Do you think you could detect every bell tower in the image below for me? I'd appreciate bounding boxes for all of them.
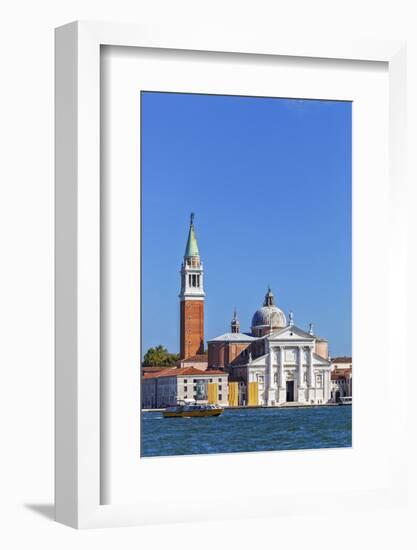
[179,213,205,359]
[231,308,240,333]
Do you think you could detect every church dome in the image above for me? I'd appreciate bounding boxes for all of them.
[251,287,286,330]
[251,306,286,329]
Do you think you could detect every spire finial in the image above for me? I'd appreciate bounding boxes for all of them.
[190,212,195,226]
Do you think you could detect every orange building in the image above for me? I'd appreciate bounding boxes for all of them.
[330,356,352,401]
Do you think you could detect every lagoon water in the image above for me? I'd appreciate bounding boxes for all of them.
[141,405,352,457]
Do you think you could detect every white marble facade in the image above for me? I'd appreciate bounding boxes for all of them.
[242,325,332,405]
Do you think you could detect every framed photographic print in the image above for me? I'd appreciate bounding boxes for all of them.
[55,22,408,528]
[139,92,352,458]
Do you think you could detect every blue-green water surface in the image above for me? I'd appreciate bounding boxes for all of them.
[141,405,352,457]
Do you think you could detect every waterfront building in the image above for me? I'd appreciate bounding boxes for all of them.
[208,288,332,406]
[330,357,352,401]
[208,289,333,406]
[331,356,352,370]
[142,367,228,408]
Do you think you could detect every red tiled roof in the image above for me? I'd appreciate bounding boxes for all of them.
[331,368,352,380]
[141,365,173,372]
[180,354,208,363]
[331,356,352,363]
[143,367,227,380]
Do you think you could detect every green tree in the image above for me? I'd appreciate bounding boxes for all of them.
[142,345,180,367]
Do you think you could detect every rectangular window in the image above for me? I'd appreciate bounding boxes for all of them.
[219,394,222,400]
[219,385,222,391]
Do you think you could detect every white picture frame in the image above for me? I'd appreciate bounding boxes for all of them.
[55,21,407,529]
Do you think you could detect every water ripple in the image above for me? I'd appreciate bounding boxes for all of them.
[141,405,352,457]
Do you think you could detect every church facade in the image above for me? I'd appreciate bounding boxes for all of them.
[208,292,333,406]
[179,214,334,407]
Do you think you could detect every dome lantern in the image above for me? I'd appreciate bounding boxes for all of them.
[251,286,286,336]
[263,285,275,307]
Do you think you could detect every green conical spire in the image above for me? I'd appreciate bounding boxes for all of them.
[184,212,200,258]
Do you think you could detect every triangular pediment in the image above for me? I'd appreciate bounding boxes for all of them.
[313,353,331,366]
[249,354,267,366]
[267,325,315,342]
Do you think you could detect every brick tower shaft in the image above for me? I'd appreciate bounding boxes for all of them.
[180,300,204,359]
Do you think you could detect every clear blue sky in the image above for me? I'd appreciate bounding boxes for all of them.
[141,92,351,358]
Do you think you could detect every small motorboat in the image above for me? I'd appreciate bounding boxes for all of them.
[163,401,223,418]
[338,396,352,405]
